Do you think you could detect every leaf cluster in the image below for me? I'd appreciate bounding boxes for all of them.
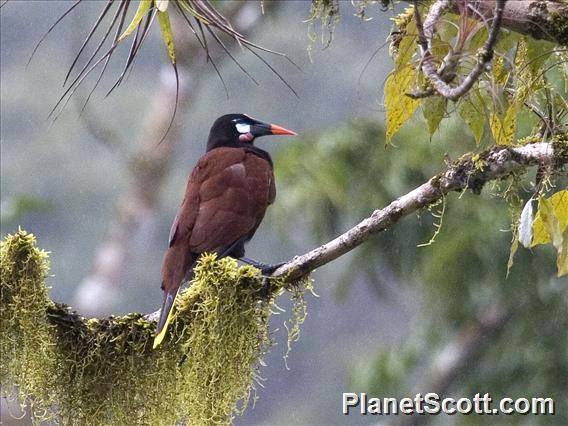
[385,6,568,145]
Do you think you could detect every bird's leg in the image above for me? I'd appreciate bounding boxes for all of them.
[238,256,285,275]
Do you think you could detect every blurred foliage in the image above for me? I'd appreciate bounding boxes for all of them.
[0,230,312,425]
[275,118,567,423]
[0,194,52,228]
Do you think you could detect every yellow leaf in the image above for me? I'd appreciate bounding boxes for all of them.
[558,232,568,277]
[117,0,152,43]
[157,11,176,64]
[512,37,548,107]
[532,191,568,277]
[492,56,508,86]
[385,66,420,143]
[507,234,519,277]
[490,105,517,145]
[395,18,417,70]
[532,190,568,247]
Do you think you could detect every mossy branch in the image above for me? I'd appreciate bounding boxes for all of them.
[1,139,565,424]
[1,232,311,425]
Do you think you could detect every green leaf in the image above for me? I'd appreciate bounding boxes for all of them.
[157,10,176,64]
[385,66,420,143]
[524,37,554,77]
[178,0,210,24]
[421,96,447,138]
[458,90,485,145]
[496,30,519,53]
[117,0,152,43]
[469,27,518,55]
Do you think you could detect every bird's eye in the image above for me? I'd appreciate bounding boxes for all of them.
[235,123,251,134]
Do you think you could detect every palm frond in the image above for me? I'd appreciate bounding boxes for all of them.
[31,0,298,118]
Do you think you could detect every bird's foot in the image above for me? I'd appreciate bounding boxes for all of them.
[238,257,285,299]
[238,257,284,276]
[260,262,285,275]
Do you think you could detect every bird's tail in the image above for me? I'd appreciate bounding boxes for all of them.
[153,287,180,349]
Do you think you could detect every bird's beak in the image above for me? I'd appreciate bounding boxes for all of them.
[269,123,297,136]
[250,120,297,137]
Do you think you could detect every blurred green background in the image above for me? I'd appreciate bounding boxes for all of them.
[1,1,566,425]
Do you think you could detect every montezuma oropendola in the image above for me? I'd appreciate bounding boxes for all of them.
[153,113,297,348]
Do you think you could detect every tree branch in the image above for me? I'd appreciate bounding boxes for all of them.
[413,0,506,101]
[271,142,563,283]
[455,0,568,45]
[403,0,568,45]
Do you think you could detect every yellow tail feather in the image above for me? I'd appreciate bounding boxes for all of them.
[153,288,179,349]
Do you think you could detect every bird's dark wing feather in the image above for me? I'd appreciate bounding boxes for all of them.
[189,149,274,253]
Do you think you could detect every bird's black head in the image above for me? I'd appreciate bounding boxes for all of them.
[206,113,296,152]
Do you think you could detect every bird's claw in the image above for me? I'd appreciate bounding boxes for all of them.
[238,257,284,276]
[260,262,285,276]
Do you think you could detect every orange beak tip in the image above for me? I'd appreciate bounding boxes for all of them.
[270,124,297,136]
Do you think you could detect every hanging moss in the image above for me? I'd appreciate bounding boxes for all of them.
[306,0,340,52]
[1,230,313,425]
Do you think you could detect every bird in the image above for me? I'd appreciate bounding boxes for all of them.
[153,113,297,348]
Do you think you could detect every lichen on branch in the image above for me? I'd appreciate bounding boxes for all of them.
[0,230,312,425]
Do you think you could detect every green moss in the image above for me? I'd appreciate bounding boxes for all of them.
[389,6,415,57]
[517,134,542,145]
[471,153,488,172]
[306,0,340,52]
[551,131,568,165]
[1,230,312,425]
[0,229,56,420]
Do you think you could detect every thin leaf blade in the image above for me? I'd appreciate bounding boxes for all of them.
[157,10,176,64]
[117,0,152,43]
